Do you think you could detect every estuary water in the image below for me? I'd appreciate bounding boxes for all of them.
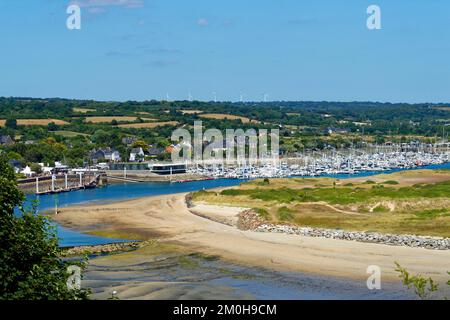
[23,162,450,247]
[17,163,450,299]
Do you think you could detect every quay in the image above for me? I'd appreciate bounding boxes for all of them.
[18,172,106,195]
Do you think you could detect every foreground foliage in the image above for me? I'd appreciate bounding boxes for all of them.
[395,262,449,300]
[0,155,89,300]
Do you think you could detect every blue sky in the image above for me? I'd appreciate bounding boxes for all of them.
[0,0,449,103]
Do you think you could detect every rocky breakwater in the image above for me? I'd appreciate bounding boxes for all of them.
[61,241,143,257]
[257,224,450,250]
[238,210,450,250]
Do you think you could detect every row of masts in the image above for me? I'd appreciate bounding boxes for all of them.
[186,149,450,179]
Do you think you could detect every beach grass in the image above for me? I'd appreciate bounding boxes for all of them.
[192,170,450,237]
[219,180,450,205]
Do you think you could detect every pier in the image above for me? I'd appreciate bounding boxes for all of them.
[19,172,106,195]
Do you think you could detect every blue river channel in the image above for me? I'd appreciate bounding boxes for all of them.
[21,162,450,247]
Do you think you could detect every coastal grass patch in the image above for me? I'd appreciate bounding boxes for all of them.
[372,205,390,213]
[255,178,270,186]
[279,206,450,237]
[219,180,450,205]
[344,183,354,186]
[277,207,295,221]
[243,177,337,191]
[253,207,270,220]
[410,208,450,220]
[370,169,450,186]
[191,190,218,201]
[198,171,450,237]
[382,180,399,185]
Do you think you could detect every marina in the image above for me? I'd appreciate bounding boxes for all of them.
[187,150,450,179]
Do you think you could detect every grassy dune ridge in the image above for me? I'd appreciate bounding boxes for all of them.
[219,180,450,204]
[192,170,450,237]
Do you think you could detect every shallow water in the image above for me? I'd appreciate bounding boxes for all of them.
[85,251,417,300]
[21,163,448,299]
[24,178,243,247]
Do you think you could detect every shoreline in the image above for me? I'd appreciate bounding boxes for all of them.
[52,191,450,284]
[230,209,450,250]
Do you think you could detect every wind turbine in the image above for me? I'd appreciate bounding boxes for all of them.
[188,92,193,102]
[165,93,170,101]
[444,123,450,142]
[212,91,217,103]
[263,93,269,102]
[239,93,245,103]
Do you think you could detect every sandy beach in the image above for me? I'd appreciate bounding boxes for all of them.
[53,191,450,285]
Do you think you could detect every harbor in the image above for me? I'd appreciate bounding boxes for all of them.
[17,149,450,195]
[187,150,450,179]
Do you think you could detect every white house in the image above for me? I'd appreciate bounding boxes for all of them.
[89,148,121,163]
[20,166,35,177]
[129,147,145,162]
[104,150,121,162]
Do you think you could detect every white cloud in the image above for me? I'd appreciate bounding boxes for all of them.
[197,18,209,27]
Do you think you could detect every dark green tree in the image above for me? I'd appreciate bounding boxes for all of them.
[47,122,59,131]
[5,118,17,130]
[0,155,89,300]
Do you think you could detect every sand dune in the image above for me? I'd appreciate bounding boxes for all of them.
[54,193,450,283]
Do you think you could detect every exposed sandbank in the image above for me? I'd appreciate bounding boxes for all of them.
[53,192,450,284]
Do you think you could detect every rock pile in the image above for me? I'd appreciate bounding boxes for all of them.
[185,193,194,208]
[61,241,142,256]
[255,224,450,250]
[237,210,266,230]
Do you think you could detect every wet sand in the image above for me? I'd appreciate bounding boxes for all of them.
[82,244,414,300]
[54,192,450,286]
